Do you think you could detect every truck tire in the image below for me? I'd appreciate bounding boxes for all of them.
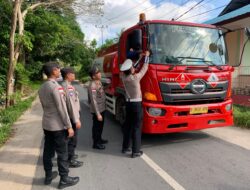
[115,96,126,126]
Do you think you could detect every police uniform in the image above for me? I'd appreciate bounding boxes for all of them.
[61,80,80,161]
[121,56,149,157]
[38,78,72,179]
[88,79,106,148]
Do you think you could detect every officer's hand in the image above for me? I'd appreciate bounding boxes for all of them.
[97,114,103,122]
[68,128,74,138]
[145,50,150,57]
[76,121,81,129]
[139,53,144,59]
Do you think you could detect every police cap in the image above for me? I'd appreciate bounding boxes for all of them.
[120,59,133,71]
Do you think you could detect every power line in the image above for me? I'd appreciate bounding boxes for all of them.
[157,0,190,19]
[179,4,227,21]
[174,0,206,21]
[103,0,169,25]
[107,0,148,21]
[156,0,217,20]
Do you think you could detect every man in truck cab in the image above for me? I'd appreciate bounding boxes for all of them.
[126,43,142,60]
[120,50,150,158]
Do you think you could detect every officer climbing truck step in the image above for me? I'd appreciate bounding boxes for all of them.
[93,13,234,134]
[120,51,150,158]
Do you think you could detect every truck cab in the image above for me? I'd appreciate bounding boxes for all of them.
[96,14,234,134]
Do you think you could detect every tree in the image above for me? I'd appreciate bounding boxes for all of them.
[6,0,104,107]
[6,0,21,106]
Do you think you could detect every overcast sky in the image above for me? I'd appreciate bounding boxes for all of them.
[76,0,232,46]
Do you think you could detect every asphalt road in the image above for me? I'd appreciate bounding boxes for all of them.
[32,84,250,190]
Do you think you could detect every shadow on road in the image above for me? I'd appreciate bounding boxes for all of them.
[76,102,211,158]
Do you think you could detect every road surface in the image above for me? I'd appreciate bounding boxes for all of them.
[31,84,250,190]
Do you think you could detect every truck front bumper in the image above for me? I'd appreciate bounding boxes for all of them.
[142,99,233,134]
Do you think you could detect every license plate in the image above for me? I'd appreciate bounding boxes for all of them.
[190,107,208,114]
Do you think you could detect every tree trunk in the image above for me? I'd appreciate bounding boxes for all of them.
[17,3,25,95]
[6,0,21,108]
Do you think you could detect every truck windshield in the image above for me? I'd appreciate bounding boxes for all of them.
[149,24,227,66]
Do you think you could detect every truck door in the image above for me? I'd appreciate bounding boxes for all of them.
[119,28,143,66]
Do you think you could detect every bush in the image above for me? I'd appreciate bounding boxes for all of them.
[0,124,11,145]
[0,74,6,105]
[80,76,90,83]
[233,105,250,128]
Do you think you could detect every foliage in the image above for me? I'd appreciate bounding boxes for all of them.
[0,0,98,97]
[0,75,6,105]
[78,39,97,77]
[15,63,30,86]
[0,96,35,146]
[80,76,91,83]
[0,0,12,80]
[233,105,250,128]
[96,38,116,53]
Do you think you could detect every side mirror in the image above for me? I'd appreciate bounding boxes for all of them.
[209,43,218,53]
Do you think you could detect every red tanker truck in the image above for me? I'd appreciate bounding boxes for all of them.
[93,14,234,134]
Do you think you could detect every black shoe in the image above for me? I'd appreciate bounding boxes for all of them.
[72,154,78,160]
[44,171,58,185]
[69,159,83,168]
[122,148,132,154]
[58,176,79,189]
[93,144,105,150]
[100,139,108,144]
[131,151,143,158]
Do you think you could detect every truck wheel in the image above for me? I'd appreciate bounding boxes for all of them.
[116,97,126,126]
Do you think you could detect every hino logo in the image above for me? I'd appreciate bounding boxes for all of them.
[162,78,175,82]
[191,79,207,94]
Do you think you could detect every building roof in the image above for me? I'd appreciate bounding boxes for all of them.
[204,4,250,30]
[219,0,250,16]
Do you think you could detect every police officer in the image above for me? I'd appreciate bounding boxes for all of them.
[61,67,83,168]
[120,51,150,158]
[88,65,108,150]
[38,62,79,189]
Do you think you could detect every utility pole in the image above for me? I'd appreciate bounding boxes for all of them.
[95,24,108,46]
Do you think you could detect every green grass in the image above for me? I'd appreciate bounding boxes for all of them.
[233,104,250,128]
[0,96,35,146]
[29,81,42,90]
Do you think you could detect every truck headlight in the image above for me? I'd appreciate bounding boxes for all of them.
[225,103,232,111]
[147,108,166,116]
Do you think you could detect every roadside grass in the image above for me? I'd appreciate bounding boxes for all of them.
[234,104,250,128]
[0,81,42,146]
[0,95,36,146]
[22,81,42,97]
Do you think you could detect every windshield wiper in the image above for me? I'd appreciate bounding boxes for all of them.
[168,56,204,71]
[166,56,183,71]
[186,59,223,70]
[178,56,223,70]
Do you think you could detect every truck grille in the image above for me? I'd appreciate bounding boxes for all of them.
[159,81,228,105]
